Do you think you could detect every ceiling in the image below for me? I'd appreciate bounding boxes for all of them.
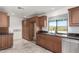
[0,6,67,18]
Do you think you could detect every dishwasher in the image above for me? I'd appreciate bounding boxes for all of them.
[62,33,79,53]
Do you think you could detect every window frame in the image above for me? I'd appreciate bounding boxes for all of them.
[48,20,56,33]
[48,17,68,35]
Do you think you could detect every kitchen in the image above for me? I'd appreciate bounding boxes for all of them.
[22,6,79,53]
[0,6,79,53]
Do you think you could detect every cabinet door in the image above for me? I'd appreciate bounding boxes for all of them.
[41,16,47,27]
[39,16,47,28]
[53,37,62,53]
[36,35,46,46]
[1,35,10,49]
[22,20,29,39]
[35,16,47,30]
[36,34,62,53]
[39,17,43,27]
[2,14,8,27]
[0,35,13,49]
[25,22,30,40]
[69,7,79,26]
[36,17,40,27]
[0,36,2,49]
[43,35,55,50]
[0,13,3,27]
[29,23,34,40]
[0,12,8,27]
[7,16,9,27]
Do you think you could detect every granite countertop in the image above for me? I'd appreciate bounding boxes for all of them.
[0,33,13,35]
[40,32,68,38]
[37,31,79,40]
[62,37,79,43]
[39,32,79,39]
[39,32,79,44]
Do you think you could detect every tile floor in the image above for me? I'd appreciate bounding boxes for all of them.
[0,39,51,53]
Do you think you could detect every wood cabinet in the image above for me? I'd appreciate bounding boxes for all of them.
[36,16,47,29]
[0,12,13,50]
[39,16,47,27]
[22,16,47,41]
[22,19,34,41]
[28,21,34,40]
[36,33,62,53]
[0,12,9,27]
[29,16,37,23]
[69,7,79,26]
[0,34,13,50]
[0,27,9,33]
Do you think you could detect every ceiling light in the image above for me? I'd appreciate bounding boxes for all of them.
[17,7,24,9]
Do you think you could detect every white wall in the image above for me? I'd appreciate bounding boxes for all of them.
[9,16,22,39]
[45,6,79,33]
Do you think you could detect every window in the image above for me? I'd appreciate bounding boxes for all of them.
[57,20,67,34]
[48,14,68,34]
[48,20,56,33]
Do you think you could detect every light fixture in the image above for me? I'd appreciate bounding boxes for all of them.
[17,7,24,10]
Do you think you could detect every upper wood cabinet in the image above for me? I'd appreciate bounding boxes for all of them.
[36,16,47,28]
[68,7,79,26]
[0,12,9,27]
[39,16,47,27]
[29,16,38,23]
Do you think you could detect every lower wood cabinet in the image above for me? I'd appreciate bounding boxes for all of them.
[0,34,13,50]
[36,33,62,53]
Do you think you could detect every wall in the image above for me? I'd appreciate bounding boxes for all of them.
[45,6,79,33]
[9,16,22,39]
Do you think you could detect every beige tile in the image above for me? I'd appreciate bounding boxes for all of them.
[0,39,51,53]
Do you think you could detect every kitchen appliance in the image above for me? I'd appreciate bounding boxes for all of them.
[68,33,79,40]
